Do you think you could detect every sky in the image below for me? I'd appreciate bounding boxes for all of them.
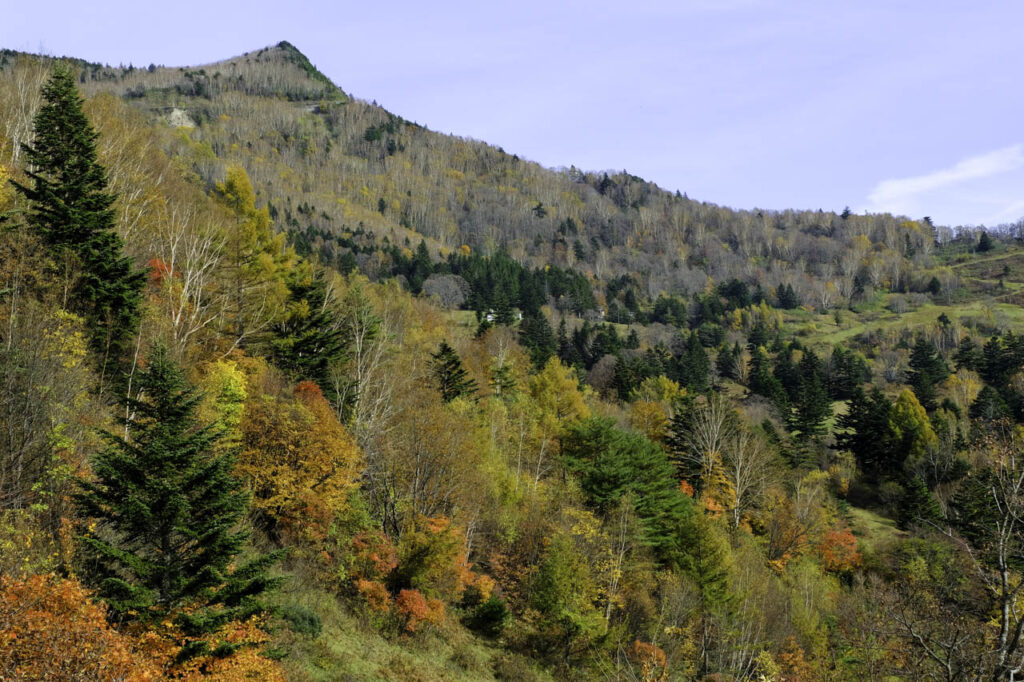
[4,0,1023,228]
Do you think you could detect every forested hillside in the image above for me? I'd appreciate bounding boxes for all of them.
[3,45,1024,681]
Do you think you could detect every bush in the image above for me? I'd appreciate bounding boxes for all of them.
[279,604,322,638]
[465,595,510,637]
[0,574,158,680]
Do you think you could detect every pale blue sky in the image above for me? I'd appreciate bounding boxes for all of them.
[5,0,1022,227]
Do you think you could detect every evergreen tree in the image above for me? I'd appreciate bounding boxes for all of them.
[489,360,517,400]
[748,347,788,408]
[715,342,739,380]
[776,283,800,309]
[561,418,692,562]
[977,230,994,253]
[970,385,1010,424]
[896,476,943,530]
[836,386,895,480]
[519,312,556,369]
[908,337,949,411]
[12,64,144,375]
[492,289,515,326]
[673,331,710,392]
[76,344,280,655]
[430,340,477,402]
[269,265,346,396]
[787,350,832,438]
[954,336,983,372]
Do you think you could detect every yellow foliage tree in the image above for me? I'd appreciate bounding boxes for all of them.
[214,164,296,349]
[239,361,362,546]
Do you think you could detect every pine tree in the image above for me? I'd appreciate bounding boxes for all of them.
[836,386,895,480]
[269,264,346,396]
[430,340,477,402]
[12,64,144,375]
[787,350,832,438]
[76,343,280,656]
[561,417,691,562]
[908,337,949,411]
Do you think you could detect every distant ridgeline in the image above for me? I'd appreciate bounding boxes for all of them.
[0,42,1000,322]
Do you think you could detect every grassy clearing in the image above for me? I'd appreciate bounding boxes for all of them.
[272,584,511,682]
[845,506,906,555]
[784,298,1024,351]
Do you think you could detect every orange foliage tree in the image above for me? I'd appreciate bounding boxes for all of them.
[0,574,158,681]
[628,640,669,682]
[816,526,862,574]
[394,588,445,632]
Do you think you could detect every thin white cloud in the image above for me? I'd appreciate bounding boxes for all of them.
[986,199,1024,226]
[866,144,1024,218]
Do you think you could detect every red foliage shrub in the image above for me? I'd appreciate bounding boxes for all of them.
[394,588,445,632]
[816,526,861,573]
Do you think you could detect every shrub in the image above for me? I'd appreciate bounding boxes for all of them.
[279,604,322,638]
[465,595,510,637]
[0,574,158,681]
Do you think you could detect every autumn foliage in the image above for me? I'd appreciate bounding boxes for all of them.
[816,527,862,574]
[394,588,445,632]
[0,574,158,681]
[628,640,669,682]
[239,363,362,545]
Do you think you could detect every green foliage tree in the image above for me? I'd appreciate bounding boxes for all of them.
[676,513,732,677]
[214,165,294,349]
[12,64,144,377]
[561,417,692,561]
[529,532,603,663]
[836,386,896,480]
[519,312,557,369]
[977,230,994,253]
[429,340,477,403]
[890,388,938,474]
[787,350,832,439]
[76,343,280,656]
[896,476,943,530]
[269,264,346,396]
[908,337,949,412]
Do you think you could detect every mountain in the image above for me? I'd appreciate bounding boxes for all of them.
[3,43,1024,681]
[8,42,962,310]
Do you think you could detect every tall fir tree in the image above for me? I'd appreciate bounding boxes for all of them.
[519,312,557,369]
[76,343,280,657]
[787,350,833,438]
[12,64,144,379]
[430,340,477,402]
[836,386,896,480]
[269,263,346,397]
[908,337,949,411]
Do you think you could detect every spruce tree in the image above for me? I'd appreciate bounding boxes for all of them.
[12,64,144,375]
[269,265,346,396]
[430,340,477,402]
[76,343,280,655]
[787,350,833,438]
[896,476,943,530]
[908,337,949,411]
[519,312,556,369]
[836,386,895,479]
